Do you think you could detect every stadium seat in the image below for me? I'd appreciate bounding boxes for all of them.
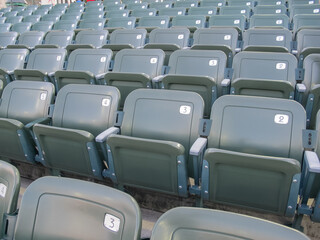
[84,6,104,14]
[33,8,49,17]
[0,32,18,49]
[55,48,112,91]
[150,207,310,240]
[137,16,170,32]
[209,15,247,31]
[157,49,227,116]
[66,7,85,14]
[294,29,320,60]
[33,84,120,178]
[0,23,11,33]
[38,30,74,48]
[7,31,45,49]
[104,3,126,11]
[77,18,105,31]
[219,6,251,18]
[3,11,18,18]
[228,0,255,7]
[0,81,55,163]
[292,14,320,34]
[195,95,305,217]
[242,28,292,52]
[40,13,61,23]
[104,48,165,108]
[12,176,141,240]
[290,4,320,20]
[0,17,6,24]
[230,51,298,100]
[131,8,157,18]
[105,17,136,32]
[5,16,23,24]
[38,4,52,11]
[171,15,206,32]
[105,10,130,18]
[31,21,54,32]
[22,15,41,24]
[249,14,290,29]
[104,28,147,51]
[60,12,82,21]
[254,5,288,15]
[81,12,105,20]
[126,2,149,10]
[53,19,78,31]
[149,1,173,9]
[17,10,33,17]
[105,89,204,196]
[200,0,226,7]
[14,48,67,83]
[10,22,32,34]
[25,5,38,12]
[0,160,20,239]
[174,0,199,8]
[188,6,218,17]
[257,0,286,5]
[144,28,190,65]
[158,7,187,17]
[86,1,102,7]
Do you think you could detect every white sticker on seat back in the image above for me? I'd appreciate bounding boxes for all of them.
[40,92,47,101]
[102,98,110,106]
[178,34,184,39]
[196,20,201,24]
[104,214,120,232]
[150,58,158,64]
[100,57,106,63]
[136,34,142,39]
[128,21,132,25]
[0,183,7,198]
[276,19,283,24]
[314,9,319,13]
[241,10,246,14]
[224,35,231,40]
[274,114,289,124]
[180,105,191,114]
[57,56,61,61]
[276,36,284,41]
[100,35,104,40]
[209,59,217,66]
[276,9,281,13]
[234,19,240,24]
[309,0,314,4]
[276,63,286,69]
[276,1,281,4]
[161,20,166,24]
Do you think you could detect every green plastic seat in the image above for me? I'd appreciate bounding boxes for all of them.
[105,10,130,18]
[105,17,136,32]
[126,2,149,10]
[33,9,50,17]
[66,7,85,14]
[200,95,305,216]
[53,19,78,31]
[159,49,227,117]
[84,6,104,14]
[33,84,120,178]
[290,4,320,20]
[81,12,105,20]
[257,0,285,5]
[249,14,290,29]
[10,22,32,34]
[0,48,29,88]
[131,8,157,18]
[295,29,320,58]
[150,207,310,240]
[55,48,112,91]
[13,176,141,240]
[60,12,82,21]
[40,13,61,23]
[231,51,297,99]
[209,15,247,31]
[0,18,6,24]
[144,28,190,65]
[8,31,45,49]
[104,3,126,11]
[106,89,204,196]
[188,6,218,17]
[289,0,317,5]
[192,27,239,54]
[228,0,255,7]
[5,16,23,24]
[104,48,165,108]
[39,30,74,48]
[149,1,173,9]
[0,81,55,163]
[200,0,226,7]
[293,14,320,35]
[52,3,68,11]
[31,21,54,32]
[0,23,12,33]
[22,15,41,24]
[219,6,251,18]
[4,11,18,18]
[158,7,187,17]
[86,1,102,7]
[242,28,292,52]
[254,5,288,15]
[25,5,38,11]
[78,18,106,30]
[0,160,20,239]
[0,32,19,49]
[14,48,67,83]
[137,16,170,32]
[174,0,199,8]
[171,15,206,32]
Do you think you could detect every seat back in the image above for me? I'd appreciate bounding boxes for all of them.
[106,17,136,29]
[219,6,251,18]
[78,18,106,30]
[0,18,6,24]
[16,31,45,48]
[171,15,206,29]
[33,9,49,17]
[53,19,78,31]
[138,16,170,29]
[131,8,157,17]
[82,12,105,20]
[14,176,141,240]
[293,14,320,34]
[200,0,226,7]
[31,21,54,32]
[126,2,149,10]
[44,30,74,47]
[228,0,254,7]
[25,48,66,73]
[0,48,28,74]
[209,15,247,31]
[158,7,187,17]
[290,4,320,19]
[40,13,61,23]
[150,207,310,240]
[113,48,164,78]
[0,32,18,48]
[148,28,190,48]
[174,0,199,8]
[22,15,41,24]
[149,2,173,8]
[10,22,32,34]
[254,5,287,15]
[296,28,320,56]
[188,6,218,16]
[5,16,23,24]
[249,14,290,28]
[66,48,112,75]
[105,10,130,18]
[75,29,108,47]
[242,28,292,51]
[109,28,147,48]
[0,160,20,238]
[60,13,82,21]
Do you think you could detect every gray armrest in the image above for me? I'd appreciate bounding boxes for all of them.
[296,83,306,93]
[190,137,207,156]
[48,72,55,78]
[24,117,51,130]
[152,75,164,83]
[235,47,241,53]
[221,78,231,87]
[96,127,120,143]
[292,49,298,55]
[95,73,106,80]
[305,151,320,173]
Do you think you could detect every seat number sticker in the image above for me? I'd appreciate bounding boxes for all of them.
[313,9,319,13]
[104,214,120,232]
[101,57,106,63]
[149,12,154,15]
[136,35,142,39]
[276,63,286,70]
[165,4,170,7]
[224,35,231,40]
[309,0,314,3]
[276,9,281,13]
[208,10,213,14]
[178,34,184,39]
[218,2,222,6]
[196,20,201,24]
[67,36,71,40]
[241,10,246,13]
[191,3,195,6]
[0,184,7,198]
[100,35,104,40]
[274,114,289,124]
[276,20,283,24]
[57,56,61,61]
[102,98,110,107]
[209,60,218,66]
[150,58,158,64]
[276,36,284,41]
[40,92,47,101]
[161,20,166,24]
[276,1,281,4]
[180,105,191,115]
[246,2,251,5]
[178,11,183,15]
[128,21,132,25]
[234,19,240,24]
[123,13,126,16]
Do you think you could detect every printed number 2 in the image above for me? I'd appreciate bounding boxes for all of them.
[274,114,289,124]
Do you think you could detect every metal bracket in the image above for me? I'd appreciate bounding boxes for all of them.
[303,129,317,150]
[285,173,300,217]
[177,155,188,197]
[198,119,212,137]
[201,159,210,201]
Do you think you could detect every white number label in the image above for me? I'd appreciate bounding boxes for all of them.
[0,184,7,198]
[276,1,281,4]
[234,19,240,24]
[150,58,157,64]
[191,3,195,6]
[178,11,182,15]
[276,20,283,24]
[128,21,132,25]
[136,35,142,39]
[40,92,47,101]
[123,13,126,16]
[56,56,61,61]
[218,2,222,6]
[209,59,217,66]
[67,36,71,40]
[165,4,170,7]
[246,2,251,5]
[309,0,314,4]
[104,214,120,232]
[276,63,286,70]
[276,9,281,13]
[208,10,213,14]
[149,12,153,15]
[142,5,146,8]
[100,35,104,40]
[180,105,191,115]
[102,98,110,107]
[178,34,184,39]
[274,114,289,124]
[241,10,246,14]
[313,9,319,13]
[160,20,166,24]
[100,57,106,63]
[196,20,201,24]
[224,35,231,40]
[276,36,284,41]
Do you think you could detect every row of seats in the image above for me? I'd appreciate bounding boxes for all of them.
[0,12,318,32]
[0,163,310,239]
[0,80,319,228]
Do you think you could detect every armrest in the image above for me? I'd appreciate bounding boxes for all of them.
[190,137,207,156]
[296,83,306,93]
[24,117,51,131]
[95,73,106,80]
[95,127,120,143]
[304,151,320,174]
[221,78,230,87]
[292,49,298,55]
[152,75,164,83]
